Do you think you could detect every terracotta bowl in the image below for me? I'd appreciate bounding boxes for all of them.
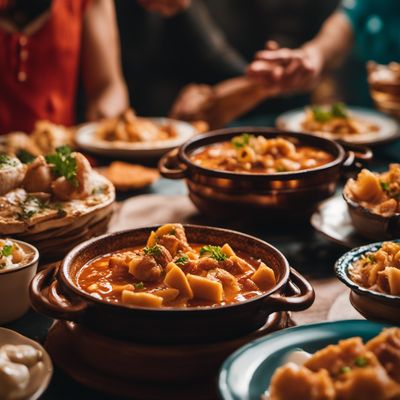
[343,184,400,240]
[30,225,314,344]
[335,241,400,324]
[159,127,372,219]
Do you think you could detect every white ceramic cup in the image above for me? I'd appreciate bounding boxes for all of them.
[0,240,39,325]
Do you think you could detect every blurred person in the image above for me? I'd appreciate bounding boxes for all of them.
[247,0,400,100]
[0,0,128,134]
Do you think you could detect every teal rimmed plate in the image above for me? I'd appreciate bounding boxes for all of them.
[219,320,390,400]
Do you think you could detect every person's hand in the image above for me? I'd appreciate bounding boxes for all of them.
[247,41,324,93]
[138,0,191,17]
[169,83,216,122]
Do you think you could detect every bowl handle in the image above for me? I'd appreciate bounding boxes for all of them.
[340,142,373,170]
[159,148,188,179]
[265,268,315,312]
[30,263,87,321]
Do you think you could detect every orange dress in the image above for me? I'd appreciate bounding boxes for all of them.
[0,0,90,134]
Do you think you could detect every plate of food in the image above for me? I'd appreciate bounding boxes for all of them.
[0,147,115,261]
[75,109,198,158]
[0,327,53,400]
[276,103,400,145]
[219,320,397,400]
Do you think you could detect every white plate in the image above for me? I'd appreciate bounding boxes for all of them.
[75,118,197,159]
[276,107,400,145]
[0,328,53,400]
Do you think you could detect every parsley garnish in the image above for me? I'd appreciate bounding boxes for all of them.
[17,196,48,221]
[354,356,368,367]
[134,282,144,290]
[45,146,78,187]
[339,366,351,374]
[143,245,162,257]
[311,102,348,122]
[0,154,18,168]
[380,181,390,193]
[231,133,252,149]
[16,150,35,164]
[1,245,13,257]
[175,254,189,266]
[200,245,228,261]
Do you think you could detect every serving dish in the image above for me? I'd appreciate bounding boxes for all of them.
[0,239,39,324]
[276,106,400,145]
[30,224,314,344]
[343,166,400,241]
[159,127,372,219]
[335,241,400,324]
[75,117,197,159]
[310,196,367,248]
[219,320,390,400]
[0,328,52,400]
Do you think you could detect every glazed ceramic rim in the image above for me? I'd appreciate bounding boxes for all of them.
[60,224,291,313]
[335,239,400,302]
[179,127,345,181]
[218,319,391,400]
[0,239,39,276]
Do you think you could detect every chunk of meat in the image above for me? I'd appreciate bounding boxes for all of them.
[128,255,162,282]
[148,224,191,257]
[52,152,92,201]
[207,268,240,297]
[22,156,53,193]
[269,363,335,400]
[150,245,172,267]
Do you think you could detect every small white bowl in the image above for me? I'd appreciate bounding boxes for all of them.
[0,240,39,325]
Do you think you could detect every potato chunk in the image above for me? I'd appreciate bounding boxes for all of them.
[164,263,193,299]
[121,290,163,308]
[221,243,236,257]
[251,262,276,291]
[153,288,179,303]
[187,274,224,302]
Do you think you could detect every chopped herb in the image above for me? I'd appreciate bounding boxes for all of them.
[17,196,48,221]
[331,102,348,118]
[354,356,368,367]
[0,154,18,168]
[17,209,36,221]
[55,203,67,218]
[175,254,189,266]
[200,245,228,261]
[339,366,351,374]
[143,245,162,257]
[1,245,13,257]
[368,254,376,263]
[169,228,177,236]
[380,181,390,193]
[231,133,252,148]
[134,282,144,290]
[91,186,105,195]
[45,146,78,187]
[311,106,332,123]
[16,150,35,164]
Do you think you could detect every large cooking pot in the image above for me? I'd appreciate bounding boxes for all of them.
[159,128,372,219]
[30,225,314,344]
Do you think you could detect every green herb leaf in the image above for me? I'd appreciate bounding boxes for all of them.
[339,366,351,374]
[380,181,390,193]
[311,106,332,122]
[1,245,13,257]
[354,356,368,367]
[143,245,162,257]
[16,150,35,164]
[200,245,228,261]
[367,254,376,263]
[0,154,18,168]
[231,133,252,149]
[45,146,78,187]
[331,102,348,119]
[175,254,189,266]
[134,282,144,290]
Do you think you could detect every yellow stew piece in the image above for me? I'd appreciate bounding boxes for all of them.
[190,134,334,174]
[76,224,277,308]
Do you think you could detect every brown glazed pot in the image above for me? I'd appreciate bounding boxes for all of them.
[335,240,400,325]
[343,185,400,240]
[30,225,314,344]
[158,128,372,219]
